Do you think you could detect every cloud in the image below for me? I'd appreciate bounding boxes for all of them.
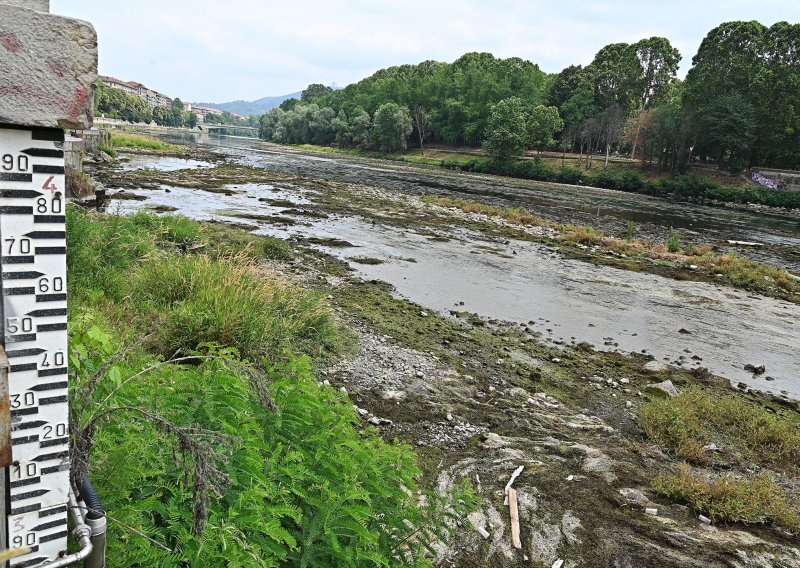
[52,0,796,103]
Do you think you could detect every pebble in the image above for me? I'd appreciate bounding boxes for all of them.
[357,407,369,416]
[552,358,561,363]
[446,414,454,422]
[625,401,633,408]
[322,379,331,386]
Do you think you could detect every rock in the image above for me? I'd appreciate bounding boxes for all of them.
[446,413,454,422]
[744,363,766,375]
[357,407,369,416]
[643,360,667,372]
[618,488,649,508]
[646,379,679,398]
[322,379,331,386]
[552,560,564,568]
[339,386,347,394]
[415,370,425,378]
[479,432,506,449]
[698,514,712,525]
[551,358,561,363]
[619,378,630,384]
[368,417,382,425]
[645,507,658,516]
[678,328,692,334]
[419,311,428,317]
[381,389,406,401]
[625,400,633,408]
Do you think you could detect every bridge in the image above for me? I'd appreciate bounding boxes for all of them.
[201,124,259,136]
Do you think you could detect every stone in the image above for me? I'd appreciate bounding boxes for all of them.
[643,360,667,372]
[0,3,97,129]
[357,407,369,416]
[646,379,679,398]
[744,363,766,375]
[368,417,381,425]
[618,487,649,508]
[645,507,658,516]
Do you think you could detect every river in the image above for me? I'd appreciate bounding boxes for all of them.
[105,134,800,399]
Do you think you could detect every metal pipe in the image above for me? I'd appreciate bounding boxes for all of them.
[39,490,93,568]
[76,476,106,568]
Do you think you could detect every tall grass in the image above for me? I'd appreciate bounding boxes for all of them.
[130,255,337,362]
[110,131,180,151]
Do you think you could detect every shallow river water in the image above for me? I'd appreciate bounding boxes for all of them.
[110,136,800,399]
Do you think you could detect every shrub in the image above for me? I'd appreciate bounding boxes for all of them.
[618,170,644,192]
[70,322,473,567]
[626,220,635,242]
[557,166,582,184]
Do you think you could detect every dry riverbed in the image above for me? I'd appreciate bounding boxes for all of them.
[84,143,800,567]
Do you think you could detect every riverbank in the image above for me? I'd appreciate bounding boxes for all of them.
[80,137,800,566]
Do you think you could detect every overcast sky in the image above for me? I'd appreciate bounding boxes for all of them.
[53,0,795,104]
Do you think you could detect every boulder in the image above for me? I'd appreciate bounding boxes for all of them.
[646,379,679,398]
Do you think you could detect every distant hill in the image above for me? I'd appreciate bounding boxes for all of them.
[194,91,302,116]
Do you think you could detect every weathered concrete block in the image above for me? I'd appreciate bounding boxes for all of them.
[0,3,97,129]
[0,1,50,12]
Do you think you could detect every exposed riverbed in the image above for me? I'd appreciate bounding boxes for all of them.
[96,137,800,400]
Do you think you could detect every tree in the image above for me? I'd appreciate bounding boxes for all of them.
[701,92,757,172]
[528,105,563,153]
[483,97,530,161]
[186,112,198,128]
[587,43,641,112]
[413,105,430,156]
[279,98,299,111]
[371,103,412,153]
[599,104,625,167]
[331,110,350,148]
[301,84,333,101]
[348,107,371,149]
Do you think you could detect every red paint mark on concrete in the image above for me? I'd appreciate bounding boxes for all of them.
[48,59,67,78]
[0,32,22,53]
[66,86,90,122]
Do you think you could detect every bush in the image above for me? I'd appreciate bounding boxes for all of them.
[557,166,582,184]
[590,169,620,190]
[618,170,644,192]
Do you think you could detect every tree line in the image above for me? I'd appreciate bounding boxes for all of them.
[95,83,199,128]
[260,21,799,173]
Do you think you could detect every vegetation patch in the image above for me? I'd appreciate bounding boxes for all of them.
[351,256,384,265]
[110,131,180,151]
[639,386,800,470]
[67,207,473,565]
[655,464,799,533]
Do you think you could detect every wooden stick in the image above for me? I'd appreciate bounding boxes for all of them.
[508,487,521,549]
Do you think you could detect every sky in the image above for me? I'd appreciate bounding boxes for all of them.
[53,0,796,104]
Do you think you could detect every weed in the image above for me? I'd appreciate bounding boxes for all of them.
[626,220,634,242]
[639,386,800,471]
[110,131,180,151]
[667,229,681,253]
[655,463,799,533]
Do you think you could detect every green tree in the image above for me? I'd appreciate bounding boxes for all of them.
[186,112,198,128]
[348,107,371,149]
[528,105,563,153]
[371,103,412,153]
[484,96,530,161]
[331,109,350,148]
[587,43,641,112]
[702,92,757,172]
[301,83,333,101]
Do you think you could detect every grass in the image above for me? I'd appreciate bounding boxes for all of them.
[420,194,800,300]
[130,254,336,363]
[66,206,331,363]
[110,131,180,151]
[655,463,800,533]
[639,386,800,471]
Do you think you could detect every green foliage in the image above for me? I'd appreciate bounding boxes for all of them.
[666,229,681,253]
[371,103,413,153]
[129,254,336,362]
[639,386,800,471]
[484,97,530,161]
[528,105,563,151]
[95,82,153,124]
[626,220,635,241]
[110,131,179,151]
[68,211,475,566]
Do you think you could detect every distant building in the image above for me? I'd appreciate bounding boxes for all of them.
[99,75,173,109]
